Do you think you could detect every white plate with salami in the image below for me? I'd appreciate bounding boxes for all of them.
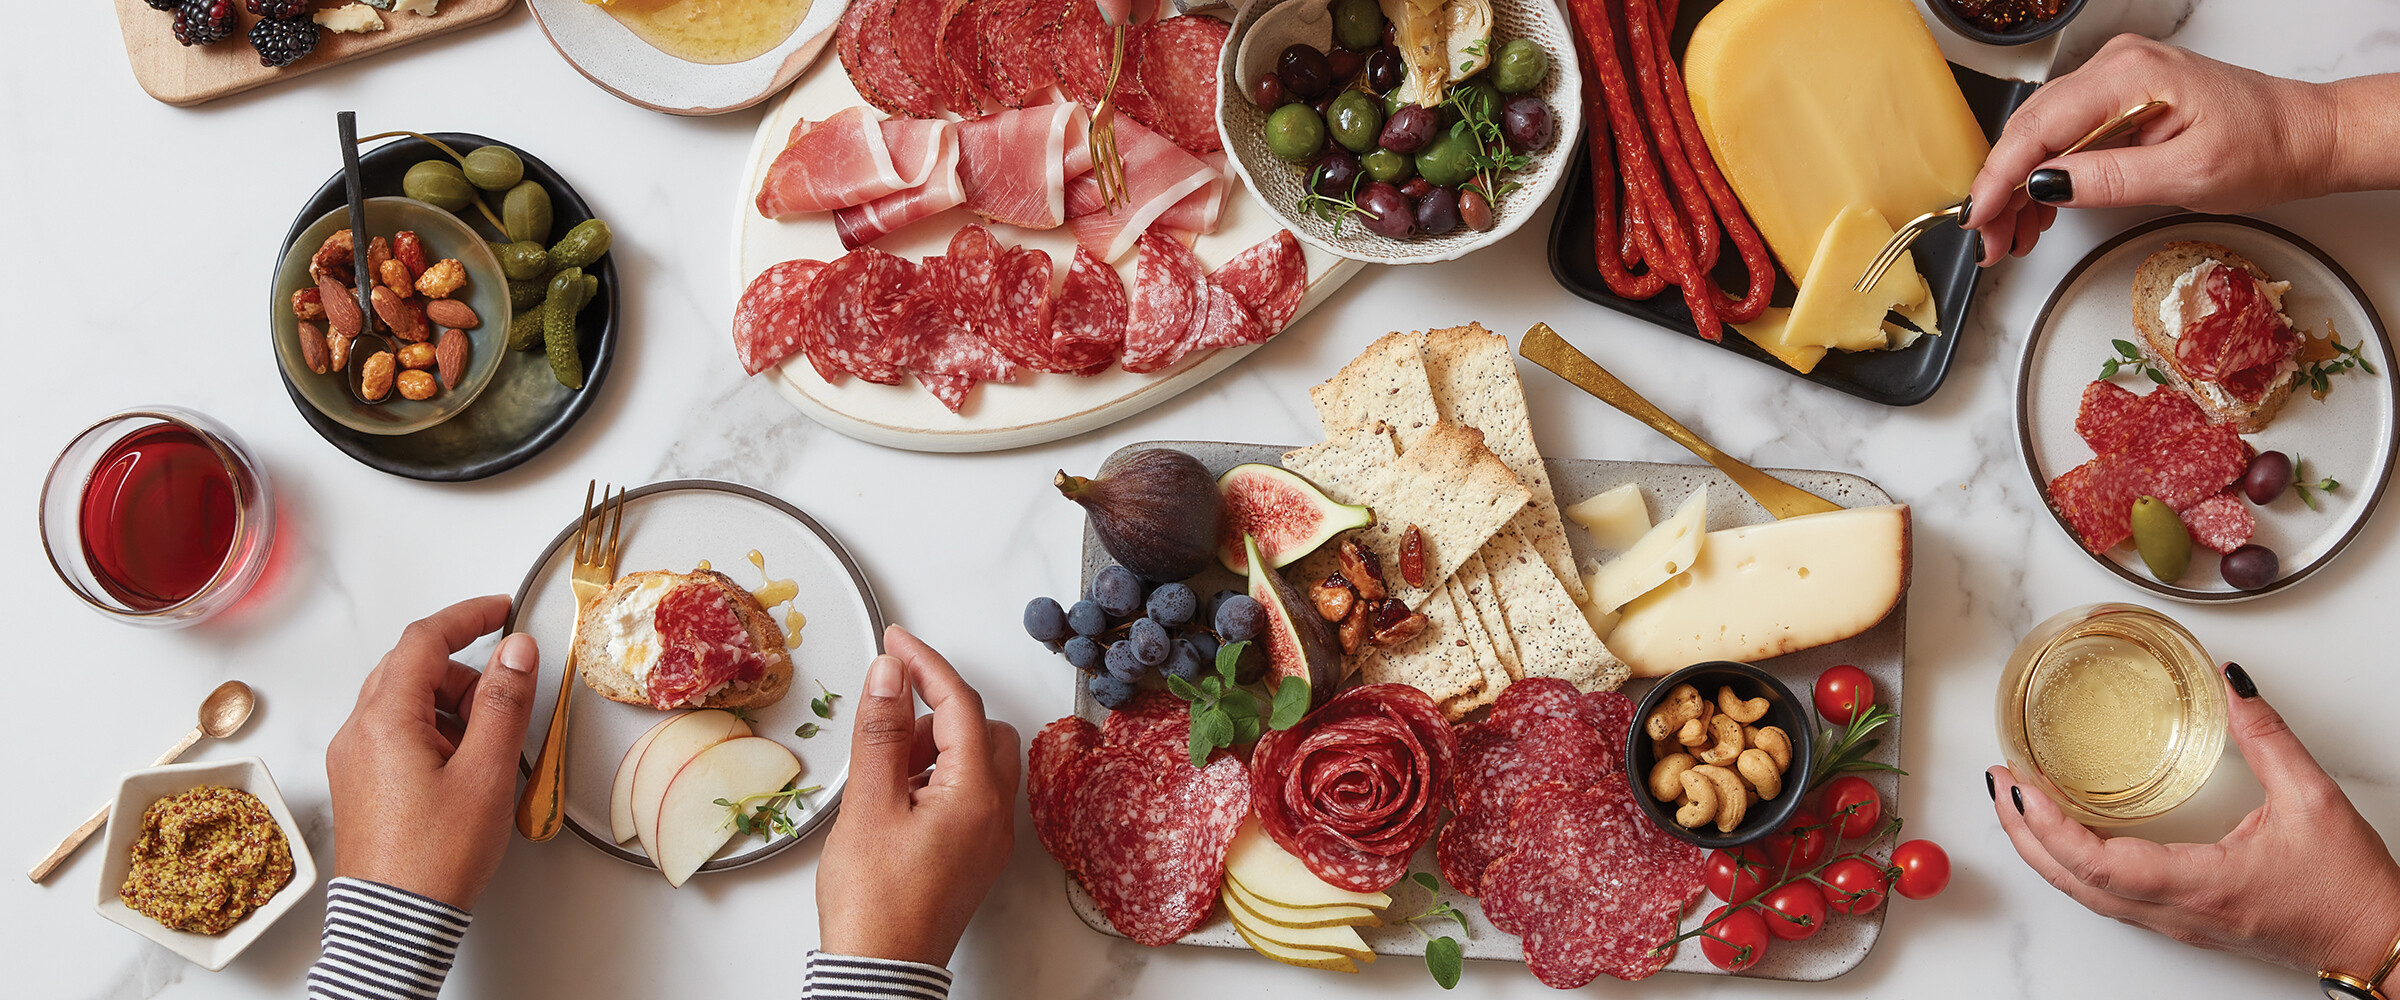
[730,1,1366,453]
[1048,442,1904,984]
[507,480,885,873]
[2017,214,2398,602]
[527,0,850,116]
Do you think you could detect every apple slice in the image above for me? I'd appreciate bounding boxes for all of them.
[610,716,682,844]
[1224,817,1393,910]
[653,736,802,888]
[1224,877,1380,929]
[630,709,750,862]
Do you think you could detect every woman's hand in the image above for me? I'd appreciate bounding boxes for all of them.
[818,625,1022,967]
[1989,663,2400,985]
[1966,34,2341,264]
[325,595,540,910]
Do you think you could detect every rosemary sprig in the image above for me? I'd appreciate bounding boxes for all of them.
[1809,702,1906,792]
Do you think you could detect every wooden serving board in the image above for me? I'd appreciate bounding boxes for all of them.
[111,0,516,107]
[731,32,1366,453]
[1065,442,1907,984]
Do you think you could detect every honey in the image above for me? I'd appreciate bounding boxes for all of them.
[594,0,813,65]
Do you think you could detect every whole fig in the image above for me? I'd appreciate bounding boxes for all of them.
[1056,449,1223,582]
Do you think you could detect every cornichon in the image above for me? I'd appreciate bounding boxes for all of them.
[503,180,553,245]
[549,219,613,270]
[543,266,586,390]
[491,240,549,281]
[508,277,548,312]
[505,308,545,352]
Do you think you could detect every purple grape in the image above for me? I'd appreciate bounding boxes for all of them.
[1063,635,1103,672]
[1104,640,1146,682]
[1089,673,1136,710]
[1214,594,1265,641]
[1067,600,1108,637]
[1164,639,1205,682]
[1146,582,1196,627]
[1023,597,1070,643]
[2243,450,2292,505]
[1091,565,1142,617]
[2221,544,2279,591]
[1130,617,1171,666]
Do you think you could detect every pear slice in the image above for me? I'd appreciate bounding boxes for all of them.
[1229,909,1363,973]
[1224,877,1382,929]
[1225,816,1393,910]
[1226,891,1378,963]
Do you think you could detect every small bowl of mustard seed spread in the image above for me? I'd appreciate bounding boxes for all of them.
[1931,0,2089,46]
[94,757,316,970]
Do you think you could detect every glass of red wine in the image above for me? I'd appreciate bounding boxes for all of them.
[40,407,275,627]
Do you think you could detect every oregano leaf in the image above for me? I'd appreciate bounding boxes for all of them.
[1188,721,1212,768]
[1413,872,1440,893]
[1167,675,1201,701]
[1425,935,1463,989]
[1217,640,1245,683]
[1199,707,1236,747]
[1269,677,1312,729]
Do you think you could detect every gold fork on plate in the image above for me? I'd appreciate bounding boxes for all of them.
[1088,23,1130,212]
[516,481,626,842]
[1854,100,2170,292]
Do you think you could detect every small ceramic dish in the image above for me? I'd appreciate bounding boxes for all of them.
[1926,0,2088,46]
[1217,0,1582,265]
[526,0,851,116]
[94,757,317,971]
[1624,661,1816,850]
[271,197,509,436]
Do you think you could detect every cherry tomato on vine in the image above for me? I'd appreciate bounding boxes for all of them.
[1700,905,1772,971]
[1760,882,1829,941]
[1761,808,1830,873]
[1820,854,1891,915]
[1813,664,1875,725]
[1820,776,1882,840]
[1704,845,1772,904]
[1891,839,1952,900]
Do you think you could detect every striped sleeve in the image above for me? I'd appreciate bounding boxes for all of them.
[305,877,470,1000]
[801,951,954,1000]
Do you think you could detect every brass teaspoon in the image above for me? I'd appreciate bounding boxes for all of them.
[28,680,257,883]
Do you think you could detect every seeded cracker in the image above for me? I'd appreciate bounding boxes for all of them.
[1309,330,1443,450]
[1484,524,1628,692]
[1357,587,1487,709]
[1284,423,1529,611]
[1442,575,1511,717]
[1455,552,1521,682]
[1420,324,1589,605]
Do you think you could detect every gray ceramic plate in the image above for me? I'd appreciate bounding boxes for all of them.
[1061,441,1905,983]
[527,0,849,115]
[2015,214,2399,602]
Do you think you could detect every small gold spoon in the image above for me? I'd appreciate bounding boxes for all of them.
[28,680,257,883]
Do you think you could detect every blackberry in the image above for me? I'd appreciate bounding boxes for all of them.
[146,0,179,11]
[172,0,239,45]
[249,16,320,68]
[245,0,309,17]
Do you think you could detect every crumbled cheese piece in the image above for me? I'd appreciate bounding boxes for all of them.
[314,3,387,32]
[357,0,398,10]
[394,0,442,14]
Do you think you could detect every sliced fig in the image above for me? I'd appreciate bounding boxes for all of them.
[1216,463,1375,575]
[1245,533,1341,710]
[1057,449,1222,582]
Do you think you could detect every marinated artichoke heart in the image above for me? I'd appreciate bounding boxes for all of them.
[1445,0,1494,82]
[1380,0,1451,107]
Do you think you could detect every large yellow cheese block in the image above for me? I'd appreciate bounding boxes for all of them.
[1610,504,1910,676]
[1784,205,1932,352]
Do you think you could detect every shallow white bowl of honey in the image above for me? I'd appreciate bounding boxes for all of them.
[1997,603,2228,827]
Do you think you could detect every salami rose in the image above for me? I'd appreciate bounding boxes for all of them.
[1249,683,1457,892]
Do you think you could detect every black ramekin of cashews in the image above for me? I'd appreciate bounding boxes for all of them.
[1624,661,1817,850]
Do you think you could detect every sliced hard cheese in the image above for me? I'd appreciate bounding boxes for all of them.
[1589,486,1707,614]
[1566,483,1650,552]
[1225,878,1381,928]
[1230,915,1362,973]
[1889,293,1943,350]
[1611,505,1910,677]
[1225,896,1378,961]
[1225,817,1395,910]
[1733,307,1827,374]
[1578,586,1622,641]
[1783,205,1932,352]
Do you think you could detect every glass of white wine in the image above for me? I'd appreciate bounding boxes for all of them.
[1997,603,2228,827]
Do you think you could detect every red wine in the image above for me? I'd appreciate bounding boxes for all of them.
[78,423,237,611]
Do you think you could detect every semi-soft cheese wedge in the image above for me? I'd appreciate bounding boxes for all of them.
[1610,504,1910,677]
[1590,486,1707,614]
[1566,483,1651,552]
[1225,890,1378,962]
[1783,205,1933,353]
[1733,307,1827,374]
[1225,817,1394,910]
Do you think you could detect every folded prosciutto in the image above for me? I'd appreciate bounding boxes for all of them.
[756,109,955,218]
[1063,117,1219,262]
[834,128,965,250]
[957,102,1090,230]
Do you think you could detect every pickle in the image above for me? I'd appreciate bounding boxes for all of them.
[580,274,599,309]
[543,266,586,389]
[508,278,548,312]
[548,219,613,270]
[2130,496,2191,583]
[506,308,545,352]
[491,241,550,281]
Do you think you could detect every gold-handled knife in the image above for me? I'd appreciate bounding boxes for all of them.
[1519,324,1842,519]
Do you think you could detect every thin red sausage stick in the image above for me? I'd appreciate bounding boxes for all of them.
[1623,0,1717,272]
[1583,0,1718,338]
[1570,0,1666,298]
[1638,0,1772,323]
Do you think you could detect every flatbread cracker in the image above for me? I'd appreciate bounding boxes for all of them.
[1357,586,1486,710]
[1420,324,1588,605]
[1484,524,1628,693]
[1453,552,1521,682]
[1308,423,1530,610]
[1310,330,1442,451]
[1440,575,1511,718]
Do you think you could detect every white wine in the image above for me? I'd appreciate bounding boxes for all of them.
[1998,604,2225,826]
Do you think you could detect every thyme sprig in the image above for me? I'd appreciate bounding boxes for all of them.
[2099,339,2171,385]
[715,781,825,839]
[2301,327,2377,398]
[2291,455,2341,511]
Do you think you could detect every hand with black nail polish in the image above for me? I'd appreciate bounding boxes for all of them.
[1985,666,2400,989]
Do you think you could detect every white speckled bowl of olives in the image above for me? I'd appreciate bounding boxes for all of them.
[270,198,510,436]
[1218,0,1581,265]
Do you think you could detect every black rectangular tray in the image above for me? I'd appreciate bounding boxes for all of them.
[1545,2,2038,406]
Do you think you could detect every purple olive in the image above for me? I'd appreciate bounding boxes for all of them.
[1364,47,1402,93]
[1312,149,1363,199]
[1279,44,1332,101]
[2243,450,2292,505]
[1458,187,1496,232]
[1416,186,1460,236]
[1249,71,1285,110]
[1398,177,1434,202]
[1356,181,1416,239]
[1381,104,1437,154]
[1326,47,1363,83]
[1501,95,1554,151]
[2221,544,2279,591]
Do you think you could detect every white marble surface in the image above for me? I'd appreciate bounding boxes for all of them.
[7,1,2399,997]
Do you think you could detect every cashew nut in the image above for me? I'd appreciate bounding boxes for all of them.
[1649,752,1698,801]
[1674,771,1717,828]
[1678,764,1748,832]
[1717,685,1770,724]
[1645,683,1706,741]
[1652,736,1681,761]
[1751,725,1793,771]
[1696,712,1745,767]
[1737,747,1783,800]
[1676,715,1709,746]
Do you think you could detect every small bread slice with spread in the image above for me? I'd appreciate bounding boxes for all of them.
[577,569,793,711]
[2132,240,2303,433]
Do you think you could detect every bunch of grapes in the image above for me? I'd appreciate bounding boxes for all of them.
[1025,565,1268,710]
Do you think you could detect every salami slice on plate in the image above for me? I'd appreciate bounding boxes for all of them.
[1184,283,1267,352]
[1436,715,1612,896]
[890,0,956,116]
[1122,230,1205,373]
[809,249,916,385]
[732,259,826,375]
[1048,245,1128,374]
[1207,229,1306,333]
[1028,715,1100,874]
[839,0,942,118]
[987,245,1063,371]
[1481,778,1707,986]
[935,0,991,117]
[1065,748,1250,946]
[1126,16,1230,153]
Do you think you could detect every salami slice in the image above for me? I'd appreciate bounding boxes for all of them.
[1435,715,1612,896]
[840,0,943,118]
[1122,230,1205,373]
[1066,747,1249,946]
[2138,423,2250,509]
[1481,778,1707,986]
[1206,229,1306,332]
[972,0,1041,108]
[1048,245,1127,374]
[1183,282,1266,352]
[809,249,916,385]
[1125,16,1230,153]
[1050,0,1114,105]
[2177,262,2294,381]
[2073,380,2144,456]
[935,0,991,117]
[2182,489,2256,553]
[890,0,955,116]
[731,259,826,376]
[916,372,976,411]
[1249,684,1456,893]
[985,245,1062,370]
[1100,690,1190,762]
[1484,677,1585,736]
[1028,716,1099,873]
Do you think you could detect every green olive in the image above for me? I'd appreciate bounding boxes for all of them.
[1264,103,1327,162]
[1414,127,1478,188]
[1493,39,1550,94]
[1450,79,1500,125]
[1361,147,1414,184]
[462,145,525,192]
[1331,0,1385,52]
[2130,496,2192,582]
[502,180,553,245]
[1326,90,1384,154]
[402,160,474,212]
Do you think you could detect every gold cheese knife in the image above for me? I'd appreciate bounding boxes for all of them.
[1519,324,1841,519]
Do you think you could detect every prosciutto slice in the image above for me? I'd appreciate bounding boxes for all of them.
[757,110,954,218]
[1062,117,1217,262]
[958,102,1089,230]
[834,127,965,250]
[1067,171,1223,236]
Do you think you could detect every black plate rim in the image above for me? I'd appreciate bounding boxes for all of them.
[2011,212,2400,603]
[1924,0,2090,47]
[273,132,618,483]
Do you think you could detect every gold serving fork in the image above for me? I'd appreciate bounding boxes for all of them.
[1088,22,1130,212]
[1519,324,1842,520]
[516,481,625,842]
[1855,100,2170,292]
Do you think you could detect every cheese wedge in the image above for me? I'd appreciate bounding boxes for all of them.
[1589,486,1707,614]
[1783,205,1932,353]
[1225,817,1394,910]
[1566,483,1650,552]
[1225,878,1382,929]
[1610,505,1910,677]
[1733,307,1826,374]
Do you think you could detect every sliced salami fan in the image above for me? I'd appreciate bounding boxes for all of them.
[1483,677,1586,736]
[1206,230,1306,333]
[916,372,978,411]
[1248,684,1456,893]
[1184,283,1266,352]
[1049,245,1127,374]
[1099,690,1189,762]
[1435,715,1612,896]
[1050,0,1114,105]
[935,0,991,118]
[972,0,1042,108]
[1028,716,1099,872]
[839,0,942,118]
[890,0,955,116]
[1480,778,1707,986]
[809,249,916,385]
[1125,16,1229,153]
[732,259,825,376]
[1065,748,1250,946]
[1122,230,1206,374]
